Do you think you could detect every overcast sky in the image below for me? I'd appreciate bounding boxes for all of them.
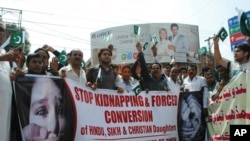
[1,0,250,61]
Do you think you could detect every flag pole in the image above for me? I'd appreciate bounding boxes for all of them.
[22,30,26,52]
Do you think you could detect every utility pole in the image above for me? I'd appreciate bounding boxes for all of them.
[204,36,214,67]
[204,37,213,59]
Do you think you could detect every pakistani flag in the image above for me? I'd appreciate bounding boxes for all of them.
[170,56,175,65]
[143,42,149,51]
[217,27,228,41]
[10,31,25,47]
[134,25,140,35]
[58,50,67,65]
[81,60,86,68]
[132,81,142,96]
[103,33,113,42]
[150,35,158,45]
[199,46,207,55]
[239,11,250,36]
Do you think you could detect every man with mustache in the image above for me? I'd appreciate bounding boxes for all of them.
[86,48,124,93]
[132,42,169,92]
[180,64,209,141]
[59,49,87,84]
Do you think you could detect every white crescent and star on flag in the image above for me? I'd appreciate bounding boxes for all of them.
[220,31,227,39]
[60,54,67,62]
[245,19,250,31]
[135,87,141,95]
[14,36,21,44]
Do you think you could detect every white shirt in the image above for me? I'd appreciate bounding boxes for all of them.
[230,61,250,78]
[115,76,137,93]
[157,40,174,57]
[167,77,180,93]
[0,50,12,141]
[183,76,207,91]
[183,76,209,108]
[59,64,87,84]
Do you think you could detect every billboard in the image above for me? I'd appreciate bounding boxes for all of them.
[90,23,200,66]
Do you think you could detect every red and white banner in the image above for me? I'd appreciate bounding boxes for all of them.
[65,78,179,141]
[14,75,180,141]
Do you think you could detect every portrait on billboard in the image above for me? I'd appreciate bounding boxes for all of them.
[90,23,200,66]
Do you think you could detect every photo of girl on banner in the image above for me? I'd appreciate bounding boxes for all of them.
[14,76,75,141]
[177,91,206,141]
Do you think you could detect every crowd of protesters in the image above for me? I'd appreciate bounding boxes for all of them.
[1,17,250,141]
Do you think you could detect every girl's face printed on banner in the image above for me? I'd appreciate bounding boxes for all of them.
[30,78,65,140]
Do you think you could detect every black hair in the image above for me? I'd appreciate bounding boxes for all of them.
[216,64,229,74]
[98,48,112,58]
[204,70,214,76]
[26,53,43,65]
[152,62,162,70]
[188,64,197,70]
[121,65,131,71]
[216,64,223,69]
[107,44,114,51]
[170,23,179,30]
[179,67,187,72]
[34,48,50,59]
[163,63,172,68]
[69,49,83,56]
[235,43,250,59]
[202,66,210,73]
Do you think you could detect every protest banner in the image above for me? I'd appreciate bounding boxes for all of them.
[178,91,207,141]
[207,72,250,141]
[14,75,181,141]
[14,75,75,141]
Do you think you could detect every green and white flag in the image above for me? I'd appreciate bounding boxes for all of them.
[170,56,175,65]
[0,31,25,49]
[134,25,140,35]
[103,33,113,42]
[217,27,228,41]
[10,31,25,47]
[143,42,149,51]
[132,81,142,96]
[58,50,67,65]
[239,11,250,36]
[81,60,86,68]
[199,46,207,55]
[150,35,158,45]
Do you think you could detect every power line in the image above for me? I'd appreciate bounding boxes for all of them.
[26,22,89,42]
[27,28,87,43]
[180,0,215,22]
[2,7,223,56]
